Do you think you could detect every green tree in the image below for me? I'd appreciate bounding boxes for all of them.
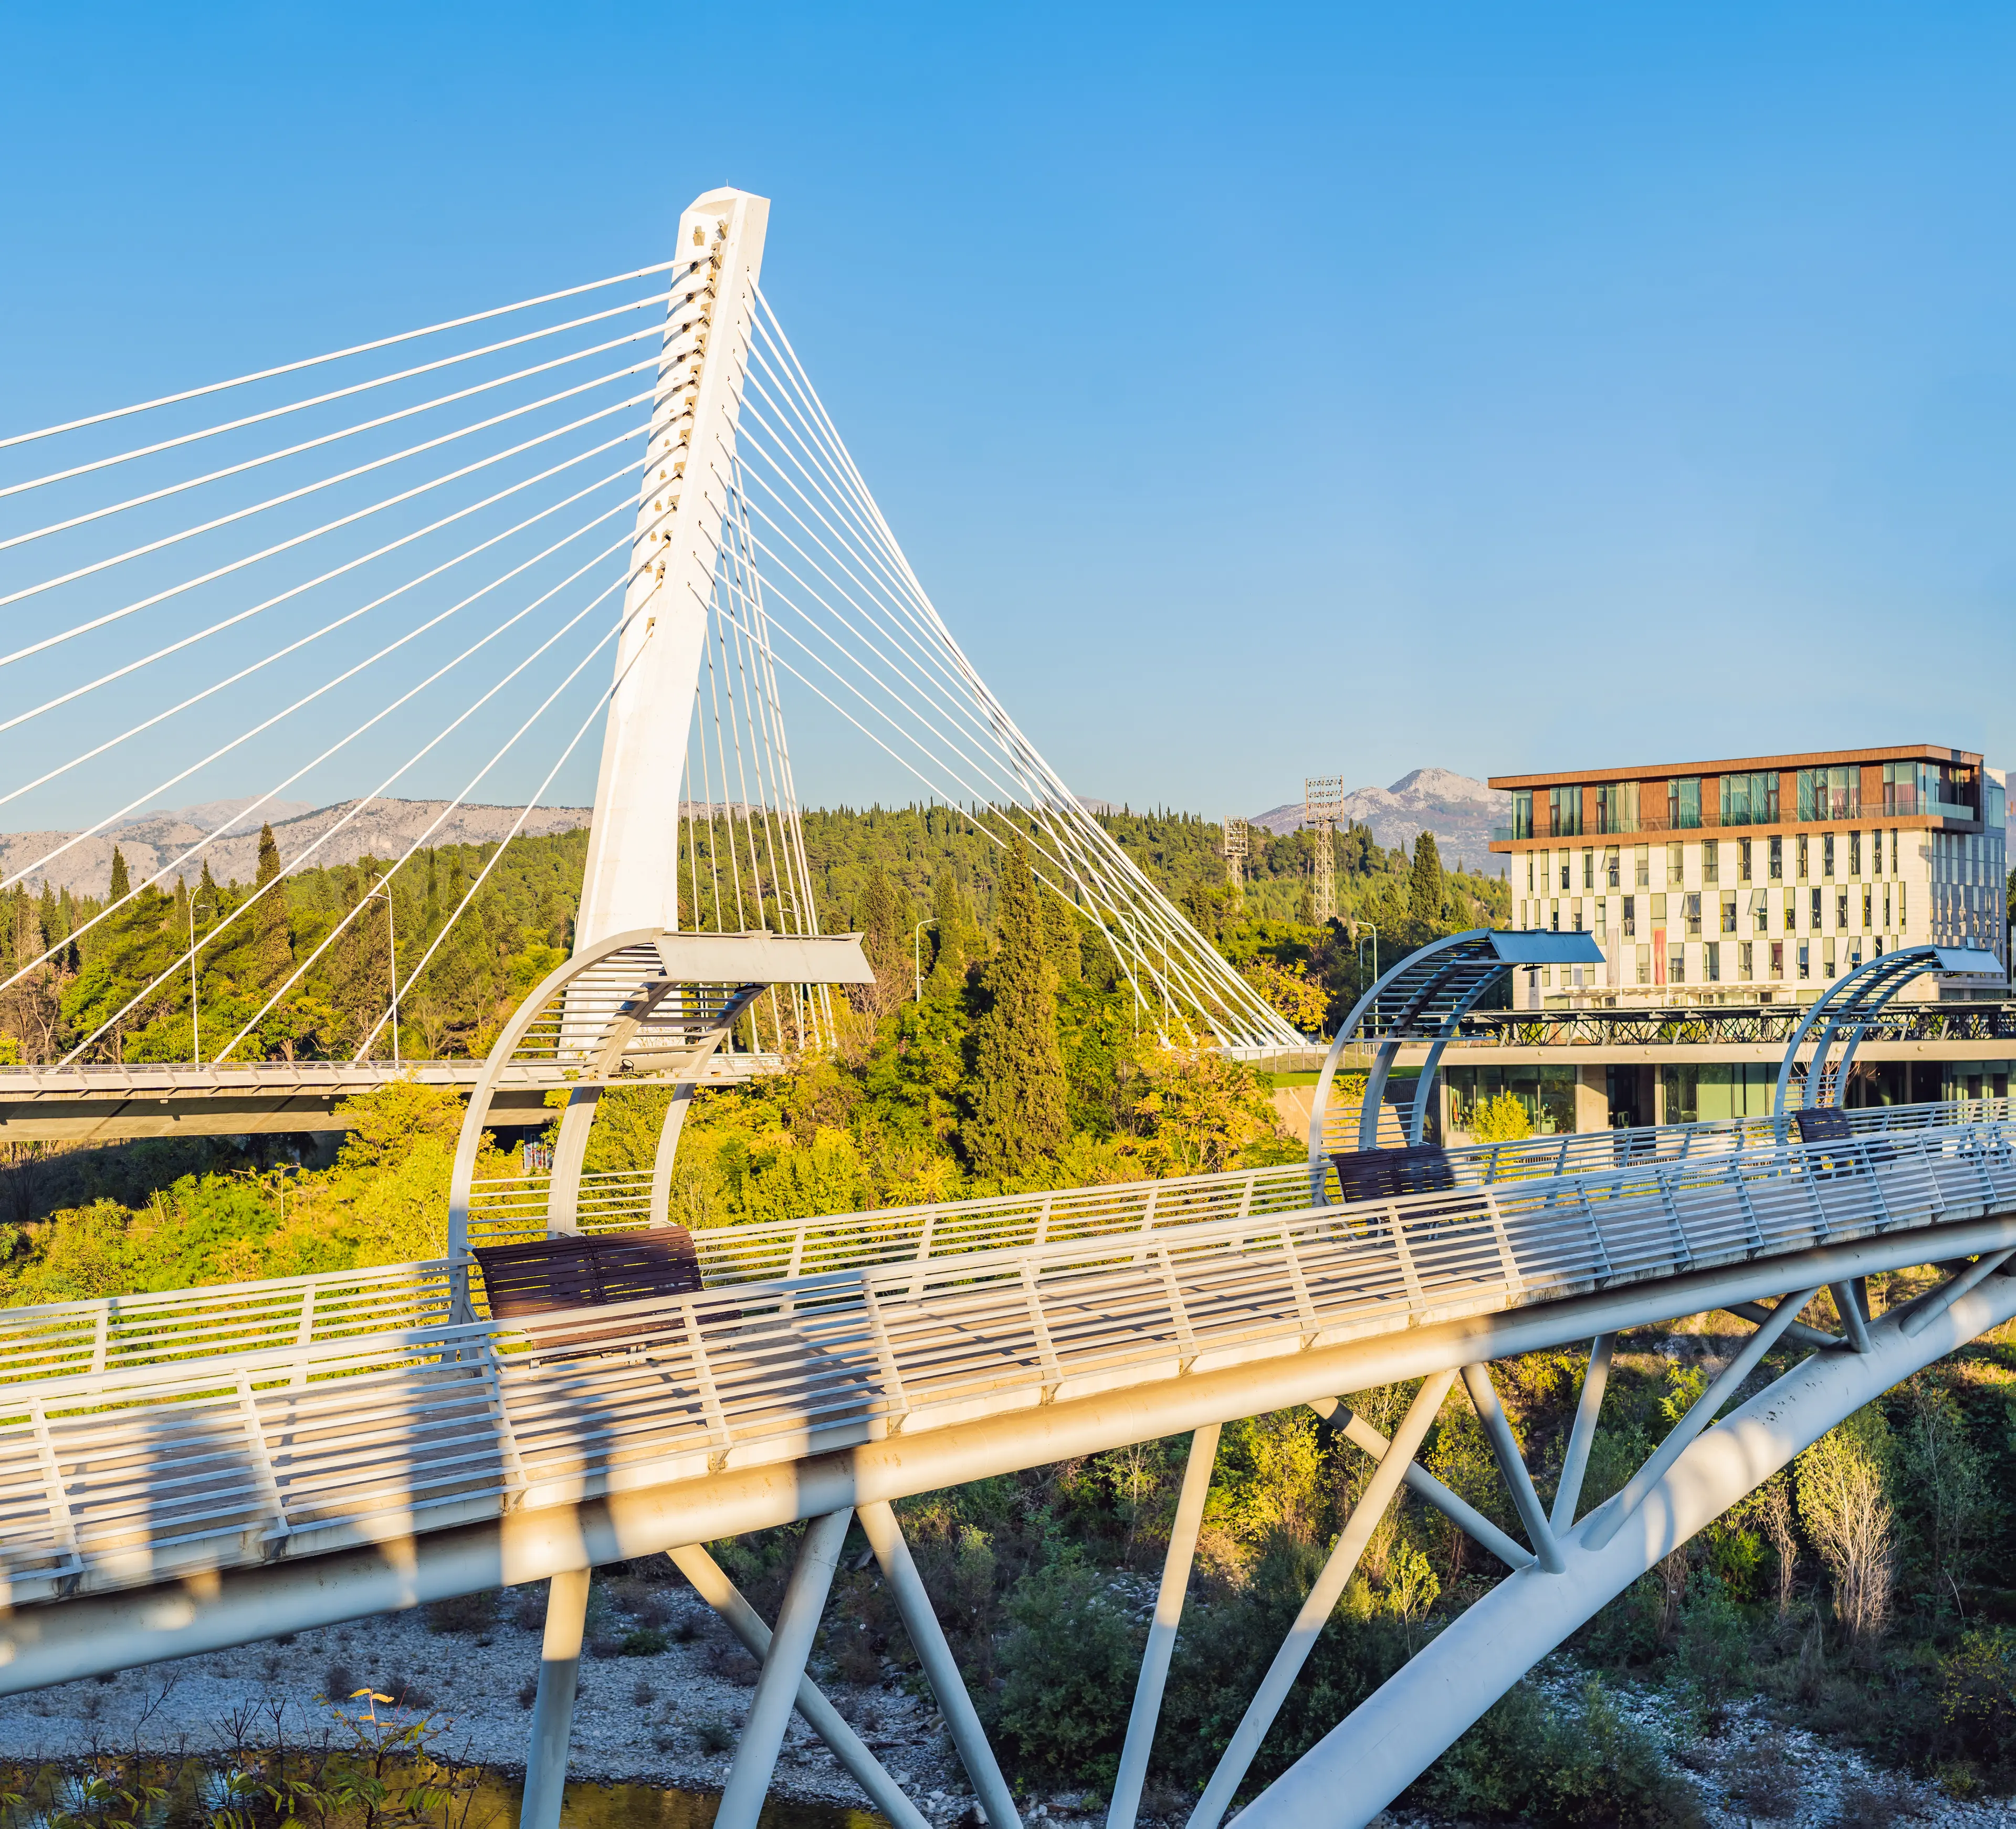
[1409,829,1445,929]
[963,839,1068,1177]
[250,823,293,996]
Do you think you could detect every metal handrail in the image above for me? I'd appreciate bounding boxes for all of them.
[4,1115,2013,1605]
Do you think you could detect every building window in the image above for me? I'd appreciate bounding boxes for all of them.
[1850,830,1862,876]
[1667,842,1683,886]
[1582,847,1595,890]
[1550,902,1559,931]
[1798,942,1810,980]
[1769,835,1783,881]
[1798,834,1809,881]
[1670,945,1686,984]
[1572,900,1584,932]
[1800,765,1861,821]
[1622,895,1636,938]
[1684,892,1703,938]
[1750,889,1768,933]
[1810,887,1822,930]
[1847,939,1864,973]
[1634,844,1650,888]
[1526,853,1535,891]
[1720,771,1779,827]
[1823,834,1835,879]
[1884,886,1892,929]
[1704,842,1720,886]
[1837,888,1850,930]
[1596,899,1608,940]
[1636,945,1651,985]
[1784,889,1798,931]
[1738,837,1752,883]
[1739,941,1754,979]
[1863,887,1873,928]
[1824,939,1836,977]
[1594,781,1638,834]
[1720,890,1737,934]
[1705,941,1721,982]
[1605,846,1620,889]
[1549,785,1582,837]
[1559,857,1571,891]
[1770,941,1784,979]
[1511,790,1534,840]
[1669,777,1702,829]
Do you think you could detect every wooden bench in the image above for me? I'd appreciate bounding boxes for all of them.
[1793,1107,1855,1144]
[1328,1144,1456,1204]
[473,1227,710,1353]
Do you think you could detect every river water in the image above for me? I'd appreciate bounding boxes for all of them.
[474,1772,886,1828]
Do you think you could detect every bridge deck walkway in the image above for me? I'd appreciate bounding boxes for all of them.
[2,1111,2013,1610]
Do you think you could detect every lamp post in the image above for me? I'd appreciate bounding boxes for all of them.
[365,881,400,1065]
[1356,923,1379,990]
[912,919,937,1002]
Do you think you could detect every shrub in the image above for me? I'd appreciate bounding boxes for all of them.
[992,1558,1141,1782]
[424,1590,498,1635]
[517,1676,538,1709]
[322,1662,358,1701]
[1797,1406,1896,1645]
[1941,1627,2016,1765]
[695,1717,735,1754]
[1419,1678,1703,1828]
[620,1628,668,1657]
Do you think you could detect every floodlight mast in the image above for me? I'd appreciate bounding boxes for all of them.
[1222,816,1249,897]
[575,188,771,951]
[1304,775,1345,924]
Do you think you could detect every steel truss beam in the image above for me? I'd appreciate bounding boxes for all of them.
[8,1215,2016,1696]
[1234,1266,2016,1828]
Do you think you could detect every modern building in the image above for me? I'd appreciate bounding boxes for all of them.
[1488,744,2008,1010]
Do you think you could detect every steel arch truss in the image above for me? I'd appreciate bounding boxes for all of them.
[1773,943,2003,1118]
[1108,1255,2016,1829]
[1308,929,1603,1186]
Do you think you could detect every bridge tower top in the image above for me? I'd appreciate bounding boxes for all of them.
[576,188,771,951]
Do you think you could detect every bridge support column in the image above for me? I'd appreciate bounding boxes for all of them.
[547,1089,601,1233]
[1186,1370,1454,1829]
[648,1084,697,1228]
[716,1508,853,1829]
[521,1567,591,1829]
[1108,1424,1220,1829]
[666,1542,929,1829]
[858,1499,1024,1829]
[1234,1268,2016,1829]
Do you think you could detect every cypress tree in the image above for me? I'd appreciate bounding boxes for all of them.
[963,838,1067,1176]
[1409,830,1445,928]
[252,824,292,993]
[108,846,130,903]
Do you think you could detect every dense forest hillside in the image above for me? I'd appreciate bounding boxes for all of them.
[0,803,1505,1066]
[5,812,2016,1819]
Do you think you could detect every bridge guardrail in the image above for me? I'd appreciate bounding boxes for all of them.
[5,1098,2007,1389]
[3,1117,2015,1603]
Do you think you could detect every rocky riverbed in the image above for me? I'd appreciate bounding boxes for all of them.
[8,1600,2016,1828]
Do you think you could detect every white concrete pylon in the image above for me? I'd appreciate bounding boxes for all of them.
[576,188,770,951]
[520,1567,591,1829]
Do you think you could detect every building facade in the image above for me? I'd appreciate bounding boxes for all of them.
[1488,744,2008,1010]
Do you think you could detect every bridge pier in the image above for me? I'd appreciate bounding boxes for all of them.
[859,1499,1024,1829]
[716,1508,853,1829]
[521,1567,591,1829]
[667,1543,930,1829]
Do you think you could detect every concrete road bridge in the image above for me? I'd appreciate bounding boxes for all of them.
[6,186,2016,1829]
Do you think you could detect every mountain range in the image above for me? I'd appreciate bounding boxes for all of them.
[1249,768,1510,872]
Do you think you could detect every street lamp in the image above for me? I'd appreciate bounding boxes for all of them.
[364,881,400,1065]
[1356,922,1379,987]
[912,919,938,1002]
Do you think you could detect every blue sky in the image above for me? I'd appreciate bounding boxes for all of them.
[4,3,2014,819]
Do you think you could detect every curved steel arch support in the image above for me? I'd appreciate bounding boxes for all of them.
[1232,1268,2016,1829]
[1773,944,2003,1123]
[1306,929,1603,1200]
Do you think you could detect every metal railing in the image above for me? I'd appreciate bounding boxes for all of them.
[7,1099,2010,1393]
[4,1115,2014,1604]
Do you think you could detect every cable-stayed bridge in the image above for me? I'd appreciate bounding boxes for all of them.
[6,188,2016,1829]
